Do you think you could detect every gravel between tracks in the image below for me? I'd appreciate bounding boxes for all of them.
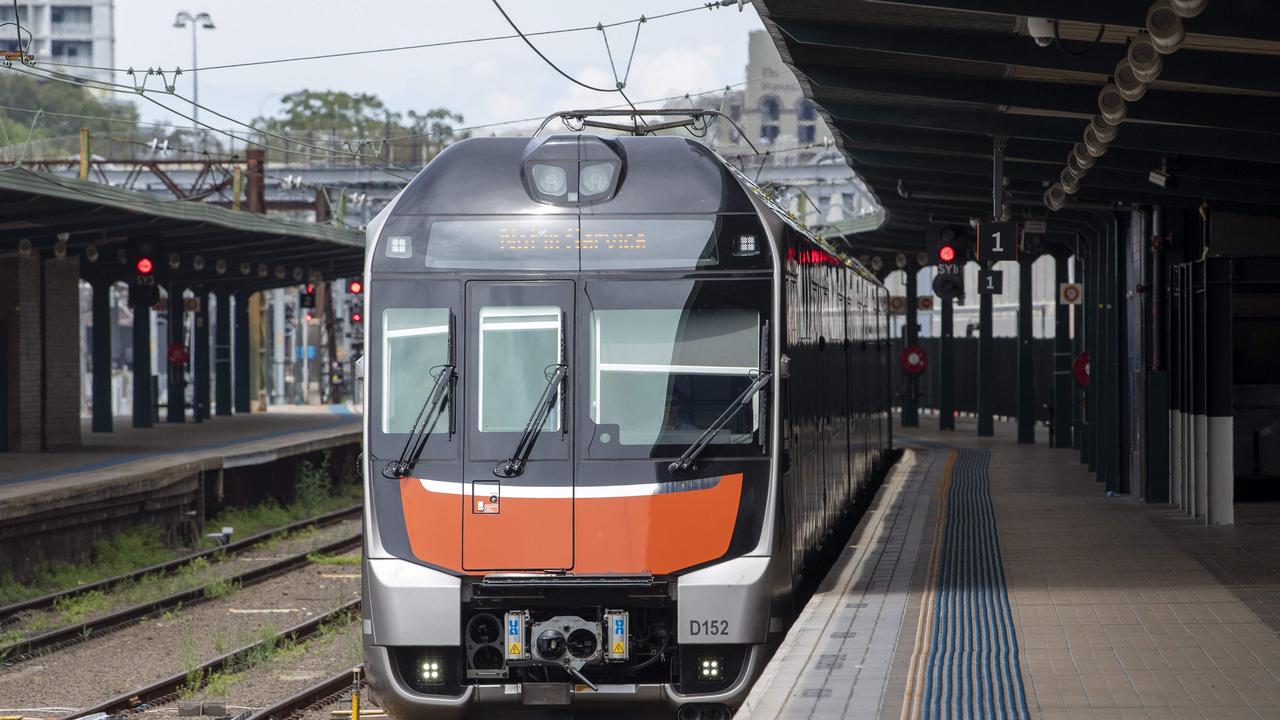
[1,519,361,647]
[0,554,361,709]
[179,619,360,713]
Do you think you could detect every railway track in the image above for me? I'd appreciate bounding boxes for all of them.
[0,531,362,663]
[0,504,361,627]
[65,599,362,720]
[247,667,363,720]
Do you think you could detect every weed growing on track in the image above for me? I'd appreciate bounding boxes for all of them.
[182,612,360,699]
[0,451,359,605]
[307,552,361,566]
[202,577,239,600]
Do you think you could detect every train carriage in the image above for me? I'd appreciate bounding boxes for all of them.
[359,127,892,718]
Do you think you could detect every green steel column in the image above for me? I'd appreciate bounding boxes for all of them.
[977,265,994,437]
[166,283,185,423]
[1071,252,1084,451]
[1102,219,1119,492]
[1053,250,1072,448]
[215,291,233,416]
[902,261,919,427]
[91,280,113,433]
[132,297,153,428]
[234,290,251,413]
[939,293,955,431]
[1017,251,1035,443]
[194,291,210,422]
[1084,241,1097,471]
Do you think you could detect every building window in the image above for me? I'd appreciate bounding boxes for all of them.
[797,100,818,121]
[759,96,781,122]
[52,6,92,24]
[797,125,816,144]
[51,40,91,59]
[759,95,781,145]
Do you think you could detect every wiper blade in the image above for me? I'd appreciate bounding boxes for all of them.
[494,363,567,478]
[381,364,454,479]
[668,370,773,475]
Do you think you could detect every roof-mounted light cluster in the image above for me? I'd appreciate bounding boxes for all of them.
[1045,0,1202,211]
[521,135,624,206]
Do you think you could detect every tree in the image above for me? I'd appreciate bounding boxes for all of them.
[0,73,138,158]
[253,89,464,166]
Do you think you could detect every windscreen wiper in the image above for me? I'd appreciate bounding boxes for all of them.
[668,370,773,475]
[381,364,455,479]
[494,363,568,478]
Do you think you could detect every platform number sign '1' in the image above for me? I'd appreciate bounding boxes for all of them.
[978,221,1018,262]
[978,269,1003,295]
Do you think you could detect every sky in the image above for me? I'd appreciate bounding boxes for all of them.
[112,0,767,135]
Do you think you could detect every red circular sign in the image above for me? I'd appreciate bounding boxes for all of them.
[1072,351,1090,387]
[900,345,928,375]
[168,341,190,366]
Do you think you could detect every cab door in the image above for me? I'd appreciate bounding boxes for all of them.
[462,281,574,571]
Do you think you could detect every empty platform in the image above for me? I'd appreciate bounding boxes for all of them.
[0,406,361,575]
[740,419,1280,720]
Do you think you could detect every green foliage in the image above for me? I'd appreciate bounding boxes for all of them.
[53,588,108,625]
[202,576,238,600]
[253,89,465,165]
[0,460,359,606]
[0,525,173,605]
[295,451,335,510]
[0,73,138,153]
[307,552,361,566]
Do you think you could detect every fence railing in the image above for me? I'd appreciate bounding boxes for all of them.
[892,337,1055,422]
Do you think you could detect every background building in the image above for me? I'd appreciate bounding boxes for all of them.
[2,1,115,84]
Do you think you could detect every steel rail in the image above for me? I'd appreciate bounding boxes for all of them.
[0,532,361,663]
[0,503,361,625]
[65,599,362,719]
[247,666,362,720]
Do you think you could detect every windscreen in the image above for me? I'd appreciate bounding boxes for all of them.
[583,279,769,459]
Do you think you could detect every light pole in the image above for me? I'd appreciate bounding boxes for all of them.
[173,11,214,126]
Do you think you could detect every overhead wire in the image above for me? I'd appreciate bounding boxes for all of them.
[7,63,418,181]
[34,2,731,75]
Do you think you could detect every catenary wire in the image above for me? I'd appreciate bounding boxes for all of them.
[34,2,732,74]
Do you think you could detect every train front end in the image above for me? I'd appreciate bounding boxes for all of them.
[361,134,783,717]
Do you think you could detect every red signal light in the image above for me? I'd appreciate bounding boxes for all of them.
[350,312,363,323]
[938,245,956,263]
[136,257,153,274]
[347,279,363,295]
[305,283,315,295]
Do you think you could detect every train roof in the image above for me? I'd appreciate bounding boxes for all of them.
[386,134,758,217]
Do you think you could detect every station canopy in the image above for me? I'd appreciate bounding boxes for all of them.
[754,0,1280,251]
[1,168,364,289]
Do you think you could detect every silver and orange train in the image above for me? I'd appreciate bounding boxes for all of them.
[359,128,893,718]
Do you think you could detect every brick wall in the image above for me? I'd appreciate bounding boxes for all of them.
[43,256,82,449]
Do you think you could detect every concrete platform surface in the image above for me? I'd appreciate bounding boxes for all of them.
[739,418,1280,720]
[0,406,360,512]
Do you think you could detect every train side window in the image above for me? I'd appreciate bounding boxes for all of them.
[477,306,562,433]
[382,308,450,434]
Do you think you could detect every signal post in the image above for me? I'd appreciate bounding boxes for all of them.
[928,226,963,431]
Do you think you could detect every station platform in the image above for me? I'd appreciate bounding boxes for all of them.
[740,418,1280,720]
[0,406,361,575]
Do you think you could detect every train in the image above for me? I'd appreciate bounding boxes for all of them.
[358,124,894,718]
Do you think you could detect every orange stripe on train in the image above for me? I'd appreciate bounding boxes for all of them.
[399,474,743,575]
